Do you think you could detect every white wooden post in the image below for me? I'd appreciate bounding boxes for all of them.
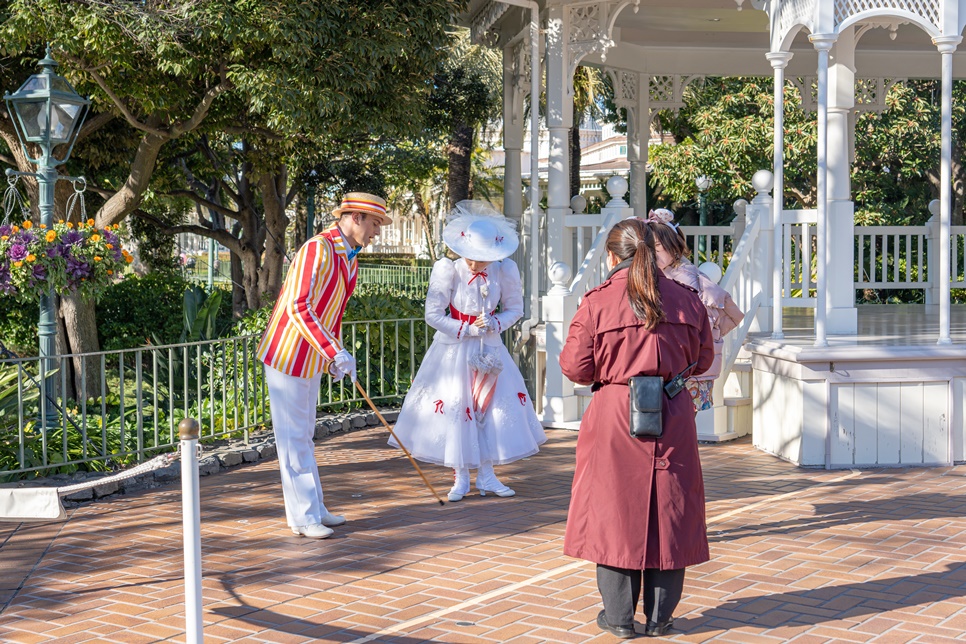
[628,72,649,216]
[540,3,576,423]
[503,41,525,228]
[827,28,858,334]
[748,172,774,333]
[926,199,941,310]
[767,51,792,340]
[810,34,835,347]
[935,36,961,344]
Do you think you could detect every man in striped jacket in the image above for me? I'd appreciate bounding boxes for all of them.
[257,192,391,539]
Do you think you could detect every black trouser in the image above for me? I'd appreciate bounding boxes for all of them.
[596,564,686,627]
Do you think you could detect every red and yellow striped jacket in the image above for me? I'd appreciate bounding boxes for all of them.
[257,226,358,378]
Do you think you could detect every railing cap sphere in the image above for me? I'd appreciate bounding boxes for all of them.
[752,170,774,194]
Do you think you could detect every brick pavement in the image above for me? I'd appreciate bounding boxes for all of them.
[3,428,966,643]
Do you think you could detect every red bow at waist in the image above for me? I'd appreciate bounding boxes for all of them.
[450,304,497,324]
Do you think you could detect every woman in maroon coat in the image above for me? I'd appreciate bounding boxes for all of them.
[560,218,714,639]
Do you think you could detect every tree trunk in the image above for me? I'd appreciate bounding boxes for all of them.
[256,169,290,308]
[59,295,101,400]
[447,122,474,210]
[414,191,438,262]
[570,123,582,198]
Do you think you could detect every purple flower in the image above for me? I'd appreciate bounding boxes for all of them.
[31,264,46,280]
[7,243,27,261]
[66,255,90,279]
[61,230,84,246]
[47,244,66,258]
[0,224,11,237]
[16,230,35,245]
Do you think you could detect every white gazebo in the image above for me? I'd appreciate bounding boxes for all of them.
[464,0,966,469]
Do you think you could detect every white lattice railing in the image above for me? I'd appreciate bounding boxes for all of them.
[680,226,736,270]
[854,225,929,289]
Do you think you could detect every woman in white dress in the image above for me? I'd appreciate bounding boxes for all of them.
[389,201,547,501]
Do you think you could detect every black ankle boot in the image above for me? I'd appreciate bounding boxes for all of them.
[644,617,673,637]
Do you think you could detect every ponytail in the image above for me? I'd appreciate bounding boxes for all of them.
[605,219,664,329]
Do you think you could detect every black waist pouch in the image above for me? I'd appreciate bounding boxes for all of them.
[628,376,664,438]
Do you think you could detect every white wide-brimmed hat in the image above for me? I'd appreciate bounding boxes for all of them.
[442,200,519,262]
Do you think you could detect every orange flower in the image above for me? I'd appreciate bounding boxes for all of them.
[113,224,120,230]
[94,256,102,262]
[26,254,35,262]
[58,219,65,224]
[106,243,113,249]
[77,222,84,229]
[0,236,7,241]
[66,222,73,229]
[107,270,113,276]
[39,223,46,229]
[22,220,32,229]
[46,230,57,242]
[125,255,133,264]
[91,234,101,242]
[87,219,94,226]
[11,225,19,233]
[13,261,22,268]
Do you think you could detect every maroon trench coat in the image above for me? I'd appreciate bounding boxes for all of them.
[560,268,714,570]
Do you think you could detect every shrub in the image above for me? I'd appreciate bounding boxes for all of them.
[96,271,194,351]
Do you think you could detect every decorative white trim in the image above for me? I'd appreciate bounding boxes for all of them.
[648,74,705,111]
[776,0,817,49]
[470,0,511,45]
[792,76,907,112]
[835,0,941,34]
[607,68,638,108]
[567,0,640,81]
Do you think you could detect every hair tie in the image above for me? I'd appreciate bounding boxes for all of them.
[646,208,680,231]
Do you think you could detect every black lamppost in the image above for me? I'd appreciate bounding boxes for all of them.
[4,46,90,426]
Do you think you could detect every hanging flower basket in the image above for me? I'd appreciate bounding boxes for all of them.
[0,219,132,302]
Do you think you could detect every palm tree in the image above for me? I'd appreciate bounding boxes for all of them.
[570,66,605,198]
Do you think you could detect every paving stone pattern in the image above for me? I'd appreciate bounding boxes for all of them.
[3,429,966,643]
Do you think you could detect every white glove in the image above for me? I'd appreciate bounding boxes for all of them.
[333,349,357,383]
[466,323,486,338]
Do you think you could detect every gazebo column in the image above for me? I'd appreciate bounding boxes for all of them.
[810,33,835,347]
[502,41,525,228]
[767,51,793,339]
[934,36,962,344]
[826,28,858,334]
[541,3,578,424]
[628,73,649,216]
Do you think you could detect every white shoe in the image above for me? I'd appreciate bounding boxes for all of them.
[321,512,346,527]
[448,467,471,502]
[291,523,334,539]
[476,463,515,498]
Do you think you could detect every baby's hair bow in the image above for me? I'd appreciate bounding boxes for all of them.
[646,208,680,231]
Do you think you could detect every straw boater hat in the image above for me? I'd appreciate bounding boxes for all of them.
[442,200,519,262]
[332,192,393,226]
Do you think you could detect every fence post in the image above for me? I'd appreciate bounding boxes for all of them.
[179,417,203,644]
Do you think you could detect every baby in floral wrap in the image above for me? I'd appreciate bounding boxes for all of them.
[643,208,744,411]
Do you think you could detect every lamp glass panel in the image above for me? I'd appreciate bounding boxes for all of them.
[50,76,74,94]
[13,100,49,141]
[18,75,48,93]
[49,102,80,144]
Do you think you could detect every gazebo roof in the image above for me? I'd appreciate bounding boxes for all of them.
[463,0,966,79]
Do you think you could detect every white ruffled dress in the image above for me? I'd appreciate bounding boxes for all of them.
[389,257,547,468]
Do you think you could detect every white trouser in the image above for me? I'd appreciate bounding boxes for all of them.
[264,363,328,528]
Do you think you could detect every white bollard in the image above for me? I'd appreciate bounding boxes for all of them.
[179,418,204,643]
